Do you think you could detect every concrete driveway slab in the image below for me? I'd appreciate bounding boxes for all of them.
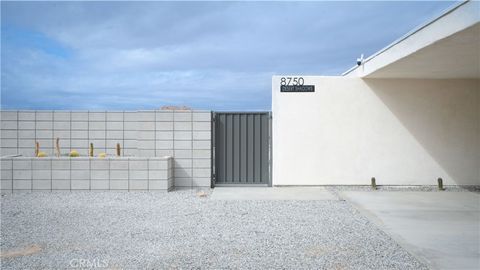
[340,191,480,270]
[211,187,338,200]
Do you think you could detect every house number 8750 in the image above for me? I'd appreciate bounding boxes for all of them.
[280,77,304,86]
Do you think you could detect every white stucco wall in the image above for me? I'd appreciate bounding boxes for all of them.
[272,76,479,186]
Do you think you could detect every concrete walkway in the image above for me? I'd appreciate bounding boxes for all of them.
[210,187,338,200]
[340,191,480,270]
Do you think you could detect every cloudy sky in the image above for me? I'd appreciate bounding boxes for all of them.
[1,1,455,110]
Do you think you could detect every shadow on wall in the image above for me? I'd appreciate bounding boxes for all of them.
[364,78,480,186]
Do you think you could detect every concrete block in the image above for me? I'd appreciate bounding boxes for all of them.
[13,180,31,189]
[174,178,192,187]
[193,149,211,159]
[1,130,17,139]
[71,160,89,170]
[123,112,138,122]
[89,130,105,139]
[123,130,138,140]
[106,112,123,121]
[124,121,138,130]
[18,111,35,121]
[91,180,109,190]
[18,121,35,130]
[193,159,211,168]
[36,121,53,130]
[123,148,138,156]
[129,160,147,170]
[138,140,155,149]
[36,111,53,121]
[156,122,173,131]
[90,159,109,170]
[16,148,31,156]
[1,111,17,120]
[52,180,70,190]
[193,112,211,122]
[107,121,123,130]
[193,122,211,131]
[174,122,191,131]
[138,131,155,140]
[71,139,88,148]
[193,177,211,187]
[32,159,51,170]
[89,121,106,130]
[52,160,70,170]
[174,141,192,150]
[106,130,123,139]
[156,131,173,140]
[174,150,192,159]
[18,130,35,139]
[2,121,17,129]
[13,159,31,170]
[193,168,211,178]
[71,121,88,130]
[52,170,69,180]
[37,138,53,148]
[53,130,70,138]
[1,180,13,191]
[193,140,211,150]
[138,149,155,157]
[193,131,211,140]
[156,141,173,150]
[14,170,31,180]
[33,180,51,190]
[1,159,13,170]
[156,111,173,121]
[71,180,89,190]
[149,180,168,190]
[130,180,148,190]
[110,170,128,180]
[53,121,70,130]
[148,159,168,170]
[149,170,168,180]
[1,170,13,181]
[156,150,174,157]
[123,140,137,149]
[175,168,192,178]
[89,112,106,121]
[174,131,192,140]
[129,170,148,180]
[71,130,88,139]
[137,112,155,121]
[2,139,17,148]
[139,122,155,131]
[174,112,192,121]
[71,112,88,121]
[91,170,108,180]
[71,170,90,180]
[54,111,70,121]
[110,160,128,170]
[110,180,128,190]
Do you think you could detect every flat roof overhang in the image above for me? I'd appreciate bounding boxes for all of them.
[343,1,480,79]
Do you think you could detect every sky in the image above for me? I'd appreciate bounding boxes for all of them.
[1,1,456,111]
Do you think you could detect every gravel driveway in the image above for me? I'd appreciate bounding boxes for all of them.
[1,190,427,269]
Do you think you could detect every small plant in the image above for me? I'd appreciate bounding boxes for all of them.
[55,138,61,157]
[89,143,94,157]
[37,152,47,157]
[116,143,121,157]
[69,150,80,157]
[98,153,107,158]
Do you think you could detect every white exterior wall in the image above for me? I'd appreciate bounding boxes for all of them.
[272,76,479,186]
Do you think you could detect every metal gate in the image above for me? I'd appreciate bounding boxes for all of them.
[213,112,271,186]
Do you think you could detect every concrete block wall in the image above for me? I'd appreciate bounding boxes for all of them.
[0,156,173,193]
[1,110,212,188]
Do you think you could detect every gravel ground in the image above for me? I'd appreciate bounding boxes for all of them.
[1,190,428,269]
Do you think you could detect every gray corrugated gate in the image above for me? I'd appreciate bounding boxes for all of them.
[213,112,271,186]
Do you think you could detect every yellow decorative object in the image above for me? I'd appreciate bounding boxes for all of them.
[37,152,47,157]
[98,153,107,158]
[69,150,80,157]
